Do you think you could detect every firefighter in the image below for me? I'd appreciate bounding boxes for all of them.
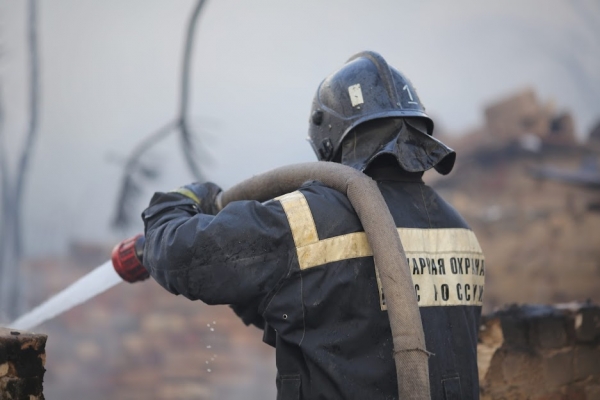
[142,51,484,399]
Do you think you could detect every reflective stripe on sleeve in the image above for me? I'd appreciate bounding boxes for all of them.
[170,188,201,204]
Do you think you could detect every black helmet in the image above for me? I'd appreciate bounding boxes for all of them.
[308,51,455,174]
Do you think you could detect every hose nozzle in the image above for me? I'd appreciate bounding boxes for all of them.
[111,234,149,283]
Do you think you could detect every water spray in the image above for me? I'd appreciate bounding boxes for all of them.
[9,234,149,331]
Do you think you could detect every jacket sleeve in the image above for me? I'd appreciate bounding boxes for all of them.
[141,191,294,309]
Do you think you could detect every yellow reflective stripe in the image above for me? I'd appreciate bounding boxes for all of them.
[276,191,319,248]
[296,228,483,270]
[397,228,483,254]
[275,190,485,308]
[297,231,371,270]
[171,188,201,204]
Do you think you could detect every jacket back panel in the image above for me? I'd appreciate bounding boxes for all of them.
[262,179,483,400]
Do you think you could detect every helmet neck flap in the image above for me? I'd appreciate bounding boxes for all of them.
[340,118,456,175]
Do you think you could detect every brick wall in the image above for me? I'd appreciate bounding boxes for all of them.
[0,328,47,400]
[478,303,600,399]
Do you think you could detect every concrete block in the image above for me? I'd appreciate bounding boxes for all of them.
[0,327,47,400]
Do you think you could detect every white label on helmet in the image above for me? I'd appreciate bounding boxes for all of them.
[348,84,364,107]
[403,84,419,105]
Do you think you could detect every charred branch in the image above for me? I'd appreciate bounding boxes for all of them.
[112,0,209,229]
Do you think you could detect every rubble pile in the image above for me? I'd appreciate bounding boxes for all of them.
[478,303,600,399]
[432,88,600,312]
[484,88,577,147]
[0,328,47,400]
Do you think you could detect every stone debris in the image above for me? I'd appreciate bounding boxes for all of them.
[0,327,47,400]
[478,302,600,399]
[484,88,577,146]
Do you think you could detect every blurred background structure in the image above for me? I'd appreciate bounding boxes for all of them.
[0,0,599,398]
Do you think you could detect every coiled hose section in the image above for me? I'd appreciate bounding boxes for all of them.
[218,161,431,400]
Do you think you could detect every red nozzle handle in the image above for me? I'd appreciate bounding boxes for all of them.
[112,234,149,283]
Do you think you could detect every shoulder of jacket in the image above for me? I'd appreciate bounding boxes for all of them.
[272,181,343,202]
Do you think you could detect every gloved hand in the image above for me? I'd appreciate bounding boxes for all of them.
[170,182,223,215]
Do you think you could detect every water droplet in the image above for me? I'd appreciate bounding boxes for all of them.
[210,357,214,361]
[206,345,212,349]
[207,368,212,373]
[210,328,214,332]
[213,355,217,358]
[212,321,216,324]
[207,323,211,327]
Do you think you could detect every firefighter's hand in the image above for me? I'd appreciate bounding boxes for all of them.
[170,182,223,215]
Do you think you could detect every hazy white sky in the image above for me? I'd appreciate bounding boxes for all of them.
[1,0,599,255]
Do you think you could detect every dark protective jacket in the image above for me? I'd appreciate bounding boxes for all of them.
[142,165,485,400]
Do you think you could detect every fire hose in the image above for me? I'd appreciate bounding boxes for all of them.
[113,161,431,400]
